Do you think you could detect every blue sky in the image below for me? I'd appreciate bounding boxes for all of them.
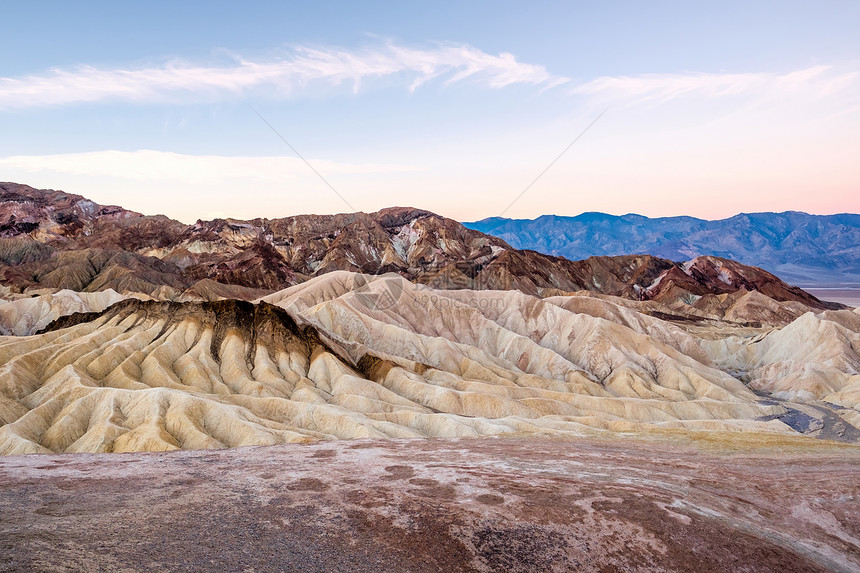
[1,1,859,222]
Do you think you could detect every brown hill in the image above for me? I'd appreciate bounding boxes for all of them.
[0,182,140,240]
[0,183,841,320]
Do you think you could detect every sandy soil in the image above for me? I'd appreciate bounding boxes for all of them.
[1,435,859,572]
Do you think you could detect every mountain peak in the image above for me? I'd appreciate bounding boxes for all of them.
[371,206,434,228]
[0,182,142,240]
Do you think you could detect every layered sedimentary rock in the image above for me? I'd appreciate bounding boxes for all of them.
[0,183,841,315]
[705,309,860,406]
[0,288,136,336]
[1,272,857,455]
[0,183,856,455]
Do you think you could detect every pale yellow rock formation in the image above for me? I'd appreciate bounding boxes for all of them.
[704,311,860,406]
[2,272,857,455]
[0,289,136,336]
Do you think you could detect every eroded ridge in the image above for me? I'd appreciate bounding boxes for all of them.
[7,271,855,454]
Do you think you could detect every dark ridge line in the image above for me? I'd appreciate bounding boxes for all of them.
[35,298,341,371]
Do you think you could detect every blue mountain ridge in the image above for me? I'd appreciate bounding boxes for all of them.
[463,211,860,286]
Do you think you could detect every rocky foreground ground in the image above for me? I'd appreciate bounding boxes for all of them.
[1,434,858,572]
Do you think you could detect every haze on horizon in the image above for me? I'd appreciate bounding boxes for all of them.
[1,1,859,224]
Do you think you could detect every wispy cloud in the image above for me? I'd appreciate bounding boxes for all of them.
[0,150,418,183]
[6,36,852,113]
[0,43,567,109]
[571,65,860,102]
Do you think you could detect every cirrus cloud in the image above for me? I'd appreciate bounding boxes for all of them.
[0,42,569,109]
[571,65,860,102]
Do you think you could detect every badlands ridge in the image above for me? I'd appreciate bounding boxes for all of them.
[0,182,858,454]
[1,271,858,454]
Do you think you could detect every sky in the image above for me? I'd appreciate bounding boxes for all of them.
[1,1,859,223]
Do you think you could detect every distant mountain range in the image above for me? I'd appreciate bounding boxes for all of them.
[464,211,860,286]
